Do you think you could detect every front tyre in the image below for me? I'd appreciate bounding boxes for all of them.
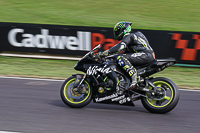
[60,76,93,108]
[141,77,179,113]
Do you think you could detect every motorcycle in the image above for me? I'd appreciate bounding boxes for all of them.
[60,44,179,113]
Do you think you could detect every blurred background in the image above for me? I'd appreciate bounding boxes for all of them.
[0,0,199,32]
[0,0,200,89]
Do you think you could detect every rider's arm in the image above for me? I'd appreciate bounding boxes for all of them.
[102,33,137,56]
[107,41,127,54]
[99,41,126,57]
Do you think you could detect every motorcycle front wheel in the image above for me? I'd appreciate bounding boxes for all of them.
[141,77,180,113]
[60,76,93,108]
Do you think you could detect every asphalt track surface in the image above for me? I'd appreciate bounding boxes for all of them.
[0,77,200,133]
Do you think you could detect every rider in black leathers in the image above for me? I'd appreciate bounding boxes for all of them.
[95,22,155,89]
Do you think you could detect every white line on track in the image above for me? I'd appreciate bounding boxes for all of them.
[0,76,199,92]
[179,89,200,92]
[0,131,22,133]
[0,53,81,60]
[0,76,64,82]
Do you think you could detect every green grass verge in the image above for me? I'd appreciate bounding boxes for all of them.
[0,56,79,79]
[0,0,200,89]
[0,0,200,32]
[0,56,199,89]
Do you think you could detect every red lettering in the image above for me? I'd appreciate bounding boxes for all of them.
[91,33,120,52]
[103,39,116,50]
[91,33,105,50]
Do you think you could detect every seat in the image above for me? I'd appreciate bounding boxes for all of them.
[156,58,176,62]
[135,61,156,69]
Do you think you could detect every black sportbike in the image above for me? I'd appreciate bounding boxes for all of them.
[60,44,179,113]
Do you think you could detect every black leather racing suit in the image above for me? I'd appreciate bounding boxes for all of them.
[106,31,155,87]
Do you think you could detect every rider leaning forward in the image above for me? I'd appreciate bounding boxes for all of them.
[94,22,155,90]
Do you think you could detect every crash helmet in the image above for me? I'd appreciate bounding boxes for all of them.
[113,22,132,40]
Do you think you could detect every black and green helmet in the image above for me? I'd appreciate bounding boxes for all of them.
[113,22,132,41]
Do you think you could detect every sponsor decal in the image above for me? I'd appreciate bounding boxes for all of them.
[133,34,137,40]
[98,87,104,93]
[8,28,91,51]
[4,25,200,65]
[95,93,118,102]
[91,33,120,51]
[131,53,145,58]
[8,28,119,51]
[87,65,112,75]
[119,97,131,104]
[111,95,125,102]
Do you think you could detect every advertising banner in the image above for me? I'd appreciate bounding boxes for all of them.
[0,22,200,65]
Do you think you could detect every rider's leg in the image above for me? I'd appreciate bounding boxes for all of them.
[117,55,137,89]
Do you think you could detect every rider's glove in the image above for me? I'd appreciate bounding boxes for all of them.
[92,52,103,59]
[93,50,110,59]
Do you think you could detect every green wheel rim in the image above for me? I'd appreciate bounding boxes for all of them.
[146,81,174,108]
[63,78,90,104]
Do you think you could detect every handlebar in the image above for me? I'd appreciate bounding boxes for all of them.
[92,44,101,52]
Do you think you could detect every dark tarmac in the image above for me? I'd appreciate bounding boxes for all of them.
[0,77,199,133]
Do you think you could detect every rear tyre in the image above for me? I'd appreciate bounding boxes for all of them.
[141,77,179,113]
[60,76,93,108]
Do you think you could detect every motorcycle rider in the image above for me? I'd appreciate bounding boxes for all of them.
[94,22,155,90]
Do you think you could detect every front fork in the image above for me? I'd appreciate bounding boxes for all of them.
[72,74,87,93]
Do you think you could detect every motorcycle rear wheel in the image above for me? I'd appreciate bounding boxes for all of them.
[141,77,179,113]
[60,76,93,108]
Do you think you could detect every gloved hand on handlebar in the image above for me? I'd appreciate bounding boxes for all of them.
[92,52,103,59]
[92,50,109,59]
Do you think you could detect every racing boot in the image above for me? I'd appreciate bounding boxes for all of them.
[124,65,138,90]
[129,72,137,89]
